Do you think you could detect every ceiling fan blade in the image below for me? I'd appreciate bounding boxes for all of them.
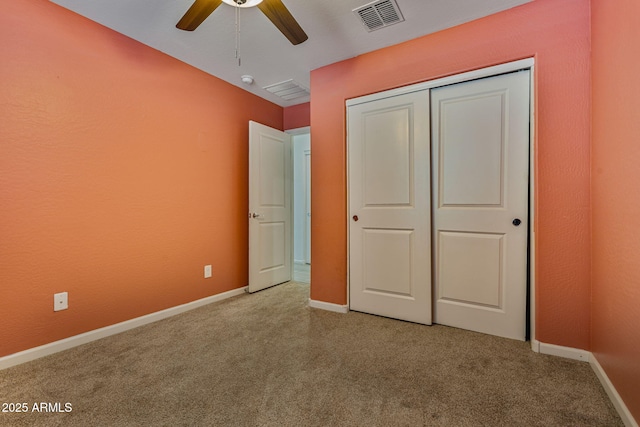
[257,0,308,45]
[176,0,223,31]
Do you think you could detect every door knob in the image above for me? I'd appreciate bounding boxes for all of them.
[252,213,262,219]
[353,215,359,222]
[512,218,521,226]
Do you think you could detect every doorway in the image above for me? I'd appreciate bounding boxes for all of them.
[247,123,310,292]
[290,128,311,283]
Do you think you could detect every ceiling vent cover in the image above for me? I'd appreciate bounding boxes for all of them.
[263,79,310,101]
[353,0,404,32]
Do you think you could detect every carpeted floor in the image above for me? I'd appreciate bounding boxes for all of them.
[0,281,622,426]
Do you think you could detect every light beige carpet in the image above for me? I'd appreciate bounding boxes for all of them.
[0,281,622,426]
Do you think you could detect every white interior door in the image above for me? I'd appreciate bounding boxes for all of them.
[348,90,432,325]
[248,121,291,293]
[431,70,530,340]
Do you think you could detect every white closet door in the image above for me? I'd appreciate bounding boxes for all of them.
[431,71,530,340]
[348,90,432,325]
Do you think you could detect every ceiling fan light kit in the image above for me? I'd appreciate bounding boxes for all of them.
[221,0,263,7]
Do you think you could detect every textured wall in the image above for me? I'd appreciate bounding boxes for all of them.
[310,0,592,349]
[0,0,282,356]
[591,0,640,420]
[283,102,310,130]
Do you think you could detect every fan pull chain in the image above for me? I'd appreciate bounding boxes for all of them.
[235,4,241,66]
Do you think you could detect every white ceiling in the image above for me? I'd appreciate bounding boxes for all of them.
[49,0,531,107]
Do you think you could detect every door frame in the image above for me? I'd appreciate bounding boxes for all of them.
[346,58,537,347]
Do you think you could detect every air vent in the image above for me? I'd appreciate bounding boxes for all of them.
[353,0,404,32]
[263,79,310,101]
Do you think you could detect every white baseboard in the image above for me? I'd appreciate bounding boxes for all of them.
[0,286,247,371]
[308,298,348,314]
[532,340,637,426]
[534,340,591,362]
[590,354,638,427]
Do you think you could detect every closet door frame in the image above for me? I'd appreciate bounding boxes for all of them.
[346,58,537,347]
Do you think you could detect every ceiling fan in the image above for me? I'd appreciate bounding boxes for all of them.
[176,0,308,45]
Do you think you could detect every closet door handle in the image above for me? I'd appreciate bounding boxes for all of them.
[352,215,359,222]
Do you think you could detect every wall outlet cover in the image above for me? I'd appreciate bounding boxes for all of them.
[54,292,68,311]
[204,265,212,278]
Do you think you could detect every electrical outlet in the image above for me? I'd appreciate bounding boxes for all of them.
[54,292,68,312]
[204,265,212,278]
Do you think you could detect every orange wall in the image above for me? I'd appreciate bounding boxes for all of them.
[310,0,592,349]
[283,102,310,130]
[591,0,640,419]
[0,0,282,357]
